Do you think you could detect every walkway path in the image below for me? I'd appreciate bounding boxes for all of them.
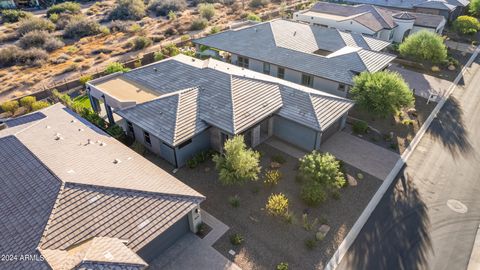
[321,132,400,180]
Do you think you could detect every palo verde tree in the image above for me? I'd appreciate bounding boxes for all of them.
[470,0,480,16]
[350,71,415,117]
[399,30,447,63]
[213,135,261,185]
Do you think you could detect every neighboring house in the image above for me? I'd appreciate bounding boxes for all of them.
[334,0,469,21]
[86,54,355,168]
[0,0,39,8]
[193,19,396,97]
[295,2,446,43]
[0,103,204,270]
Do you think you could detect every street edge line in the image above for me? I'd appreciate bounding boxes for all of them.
[325,46,480,270]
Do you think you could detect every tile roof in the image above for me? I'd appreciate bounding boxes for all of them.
[340,0,467,10]
[193,19,395,85]
[307,2,445,30]
[108,55,354,145]
[0,104,204,270]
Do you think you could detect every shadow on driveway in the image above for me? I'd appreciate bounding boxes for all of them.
[340,169,432,270]
[428,97,473,158]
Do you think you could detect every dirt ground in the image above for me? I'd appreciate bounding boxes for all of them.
[0,0,306,102]
[348,96,436,154]
[145,143,382,270]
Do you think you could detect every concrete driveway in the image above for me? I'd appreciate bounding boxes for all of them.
[321,132,400,180]
[389,63,451,102]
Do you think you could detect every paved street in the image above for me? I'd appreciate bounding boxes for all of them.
[337,56,480,270]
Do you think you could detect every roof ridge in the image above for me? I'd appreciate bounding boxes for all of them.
[229,75,238,133]
[307,94,322,130]
[37,181,66,250]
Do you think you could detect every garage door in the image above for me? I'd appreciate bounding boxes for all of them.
[138,215,190,262]
[322,120,340,143]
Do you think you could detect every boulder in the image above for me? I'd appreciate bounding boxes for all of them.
[448,65,456,71]
[316,224,331,240]
[357,173,364,180]
[347,175,357,186]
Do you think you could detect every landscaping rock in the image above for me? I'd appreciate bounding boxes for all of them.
[228,250,236,256]
[270,161,281,169]
[316,224,330,240]
[347,175,357,186]
[448,65,456,71]
[357,173,364,180]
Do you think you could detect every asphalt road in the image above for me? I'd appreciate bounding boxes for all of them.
[337,56,480,270]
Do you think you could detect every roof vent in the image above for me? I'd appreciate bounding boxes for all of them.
[45,125,51,129]
[153,68,158,72]
[99,141,107,146]
[87,139,93,145]
[103,252,114,261]
[71,119,77,123]
[54,133,63,141]
[293,31,297,36]
[67,169,75,174]
[78,128,84,132]
[113,158,121,164]
[138,219,150,229]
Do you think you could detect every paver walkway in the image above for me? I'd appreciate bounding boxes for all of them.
[149,211,241,270]
[389,64,451,101]
[321,132,400,180]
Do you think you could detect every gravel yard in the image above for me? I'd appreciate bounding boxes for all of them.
[146,143,382,270]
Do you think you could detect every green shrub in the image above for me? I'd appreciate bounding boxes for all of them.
[79,75,93,85]
[109,0,146,21]
[190,18,208,30]
[299,152,345,206]
[18,30,64,52]
[31,101,50,111]
[351,71,414,117]
[246,12,261,22]
[399,31,447,63]
[213,135,261,185]
[19,96,36,109]
[249,0,269,8]
[63,15,101,39]
[1,100,19,113]
[130,36,152,50]
[276,262,289,270]
[168,10,177,20]
[305,238,317,250]
[47,2,81,16]
[49,13,60,23]
[271,154,286,164]
[228,195,240,207]
[199,3,215,20]
[106,124,126,139]
[148,0,187,16]
[230,233,244,245]
[105,62,131,74]
[302,213,318,231]
[453,15,480,35]
[210,25,220,34]
[161,43,180,57]
[17,17,55,36]
[402,119,414,125]
[264,169,281,185]
[1,10,32,23]
[154,51,165,61]
[352,120,368,134]
[266,193,289,216]
[16,48,49,66]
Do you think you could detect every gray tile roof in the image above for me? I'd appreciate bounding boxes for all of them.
[0,104,204,270]
[193,19,395,85]
[307,2,445,31]
[0,136,60,270]
[110,55,354,144]
[341,0,467,10]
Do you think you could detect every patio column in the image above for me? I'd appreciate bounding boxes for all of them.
[187,206,202,233]
[101,95,115,125]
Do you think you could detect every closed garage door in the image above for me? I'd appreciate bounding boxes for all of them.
[322,120,340,143]
[138,215,190,262]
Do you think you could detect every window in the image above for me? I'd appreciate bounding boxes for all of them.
[127,121,135,139]
[277,67,285,79]
[338,84,346,92]
[178,139,192,149]
[263,62,270,75]
[237,56,249,68]
[301,73,313,87]
[144,131,151,145]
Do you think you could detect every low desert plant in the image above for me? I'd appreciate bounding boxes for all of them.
[79,75,93,85]
[352,120,368,134]
[19,96,36,110]
[63,15,101,39]
[228,195,240,208]
[17,17,55,36]
[264,169,281,185]
[305,238,317,250]
[18,30,64,52]
[130,36,152,50]
[249,0,269,8]
[246,12,261,22]
[1,100,19,113]
[266,193,289,216]
[302,213,318,231]
[149,0,187,16]
[276,262,289,270]
[161,43,180,57]
[154,51,165,61]
[47,2,81,16]
[210,25,220,34]
[199,3,215,20]
[16,48,49,66]
[190,18,208,30]
[168,10,177,20]
[31,101,50,111]
[109,0,146,21]
[230,233,244,245]
[0,46,21,67]
[1,9,32,23]
[402,119,415,125]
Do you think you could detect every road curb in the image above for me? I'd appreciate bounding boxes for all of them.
[325,46,480,270]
